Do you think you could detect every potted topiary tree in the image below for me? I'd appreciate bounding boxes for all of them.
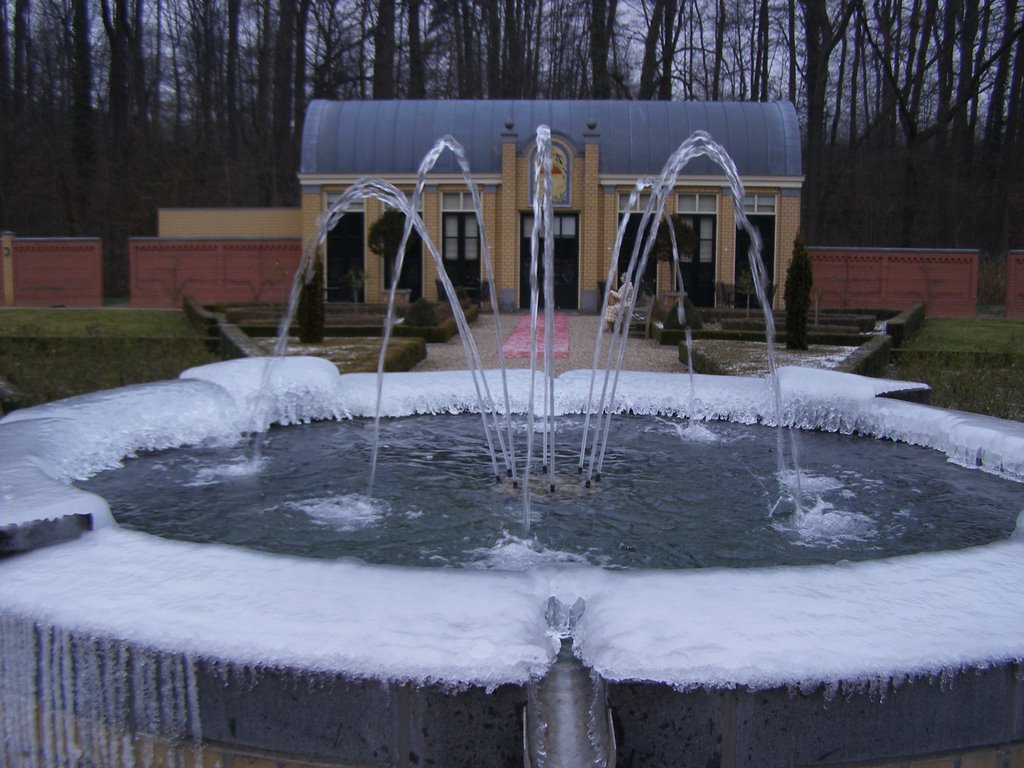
[368,209,409,303]
[736,268,755,317]
[652,215,698,295]
[342,268,365,304]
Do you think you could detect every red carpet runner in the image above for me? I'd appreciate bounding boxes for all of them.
[500,314,570,359]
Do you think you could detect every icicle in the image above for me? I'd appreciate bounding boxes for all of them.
[184,654,204,768]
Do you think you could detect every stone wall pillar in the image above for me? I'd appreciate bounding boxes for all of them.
[581,129,601,312]
[499,130,519,310]
[1,231,13,306]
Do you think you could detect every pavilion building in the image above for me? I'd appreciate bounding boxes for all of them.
[296,99,803,312]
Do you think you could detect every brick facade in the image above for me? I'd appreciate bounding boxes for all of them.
[129,239,302,308]
[1006,251,1024,319]
[1,236,103,307]
[809,247,978,317]
[300,131,800,311]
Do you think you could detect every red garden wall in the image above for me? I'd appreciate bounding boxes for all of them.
[1006,251,1024,319]
[130,239,303,308]
[1,236,104,307]
[808,247,978,317]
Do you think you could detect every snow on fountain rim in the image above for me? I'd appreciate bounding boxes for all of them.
[0,356,1022,690]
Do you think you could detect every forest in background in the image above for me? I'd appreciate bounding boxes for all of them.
[2,0,1023,298]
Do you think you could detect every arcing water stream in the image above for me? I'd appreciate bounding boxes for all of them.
[252,125,805,768]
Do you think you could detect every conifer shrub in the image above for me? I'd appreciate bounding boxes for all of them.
[784,232,813,350]
[662,295,703,330]
[297,255,325,343]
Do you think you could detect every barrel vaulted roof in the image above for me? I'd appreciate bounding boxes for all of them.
[300,99,802,179]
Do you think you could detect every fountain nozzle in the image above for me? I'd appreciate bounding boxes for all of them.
[545,595,585,638]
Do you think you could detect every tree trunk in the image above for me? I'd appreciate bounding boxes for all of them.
[1,0,12,120]
[293,0,312,161]
[226,0,241,152]
[754,0,769,100]
[787,0,797,103]
[373,0,395,97]
[638,0,666,100]
[980,0,1021,258]
[70,0,93,233]
[13,0,30,116]
[132,0,147,130]
[712,0,724,99]
[407,0,425,97]
[100,0,132,146]
[590,0,611,98]
[658,0,678,100]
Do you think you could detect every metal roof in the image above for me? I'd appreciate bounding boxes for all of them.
[300,99,802,179]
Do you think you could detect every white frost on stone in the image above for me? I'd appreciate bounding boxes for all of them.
[1,357,1023,688]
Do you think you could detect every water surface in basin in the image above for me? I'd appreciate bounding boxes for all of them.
[77,415,1021,569]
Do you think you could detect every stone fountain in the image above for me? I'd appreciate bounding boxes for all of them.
[1,126,1023,768]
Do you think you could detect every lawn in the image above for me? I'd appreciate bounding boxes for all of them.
[0,308,203,337]
[0,308,217,410]
[886,316,1024,422]
[905,317,1024,353]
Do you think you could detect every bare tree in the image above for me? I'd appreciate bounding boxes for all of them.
[802,0,856,241]
[590,0,616,97]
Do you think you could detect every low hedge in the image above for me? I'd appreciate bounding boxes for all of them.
[0,336,216,407]
[884,303,925,347]
[676,343,725,375]
[393,318,459,343]
[383,337,428,371]
[823,307,903,320]
[656,326,870,347]
[241,318,464,344]
[238,304,476,345]
[721,319,869,335]
[653,325,688,346]
[282,337,426,374]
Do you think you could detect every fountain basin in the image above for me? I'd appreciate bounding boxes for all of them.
[1,358,1023,766]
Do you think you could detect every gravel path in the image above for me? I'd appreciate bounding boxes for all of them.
[412,312,856,376]
[412,313,685,375]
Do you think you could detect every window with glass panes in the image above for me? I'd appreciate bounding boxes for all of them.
[618,192,652,214]
[616,192,658,292]
[675,193,717,263]
[734,194,777,308]
[380,195,424,301]
[742,194,776,214]
[323,196,365,302]
[441,192,480,287]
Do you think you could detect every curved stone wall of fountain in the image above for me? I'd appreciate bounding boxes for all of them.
[2,357,1023,767]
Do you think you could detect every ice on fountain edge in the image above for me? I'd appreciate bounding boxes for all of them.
[0,356,1022,691]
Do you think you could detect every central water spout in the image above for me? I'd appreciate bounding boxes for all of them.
[524,597,616,768]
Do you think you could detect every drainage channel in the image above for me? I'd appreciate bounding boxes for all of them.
[524,597,616,768]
